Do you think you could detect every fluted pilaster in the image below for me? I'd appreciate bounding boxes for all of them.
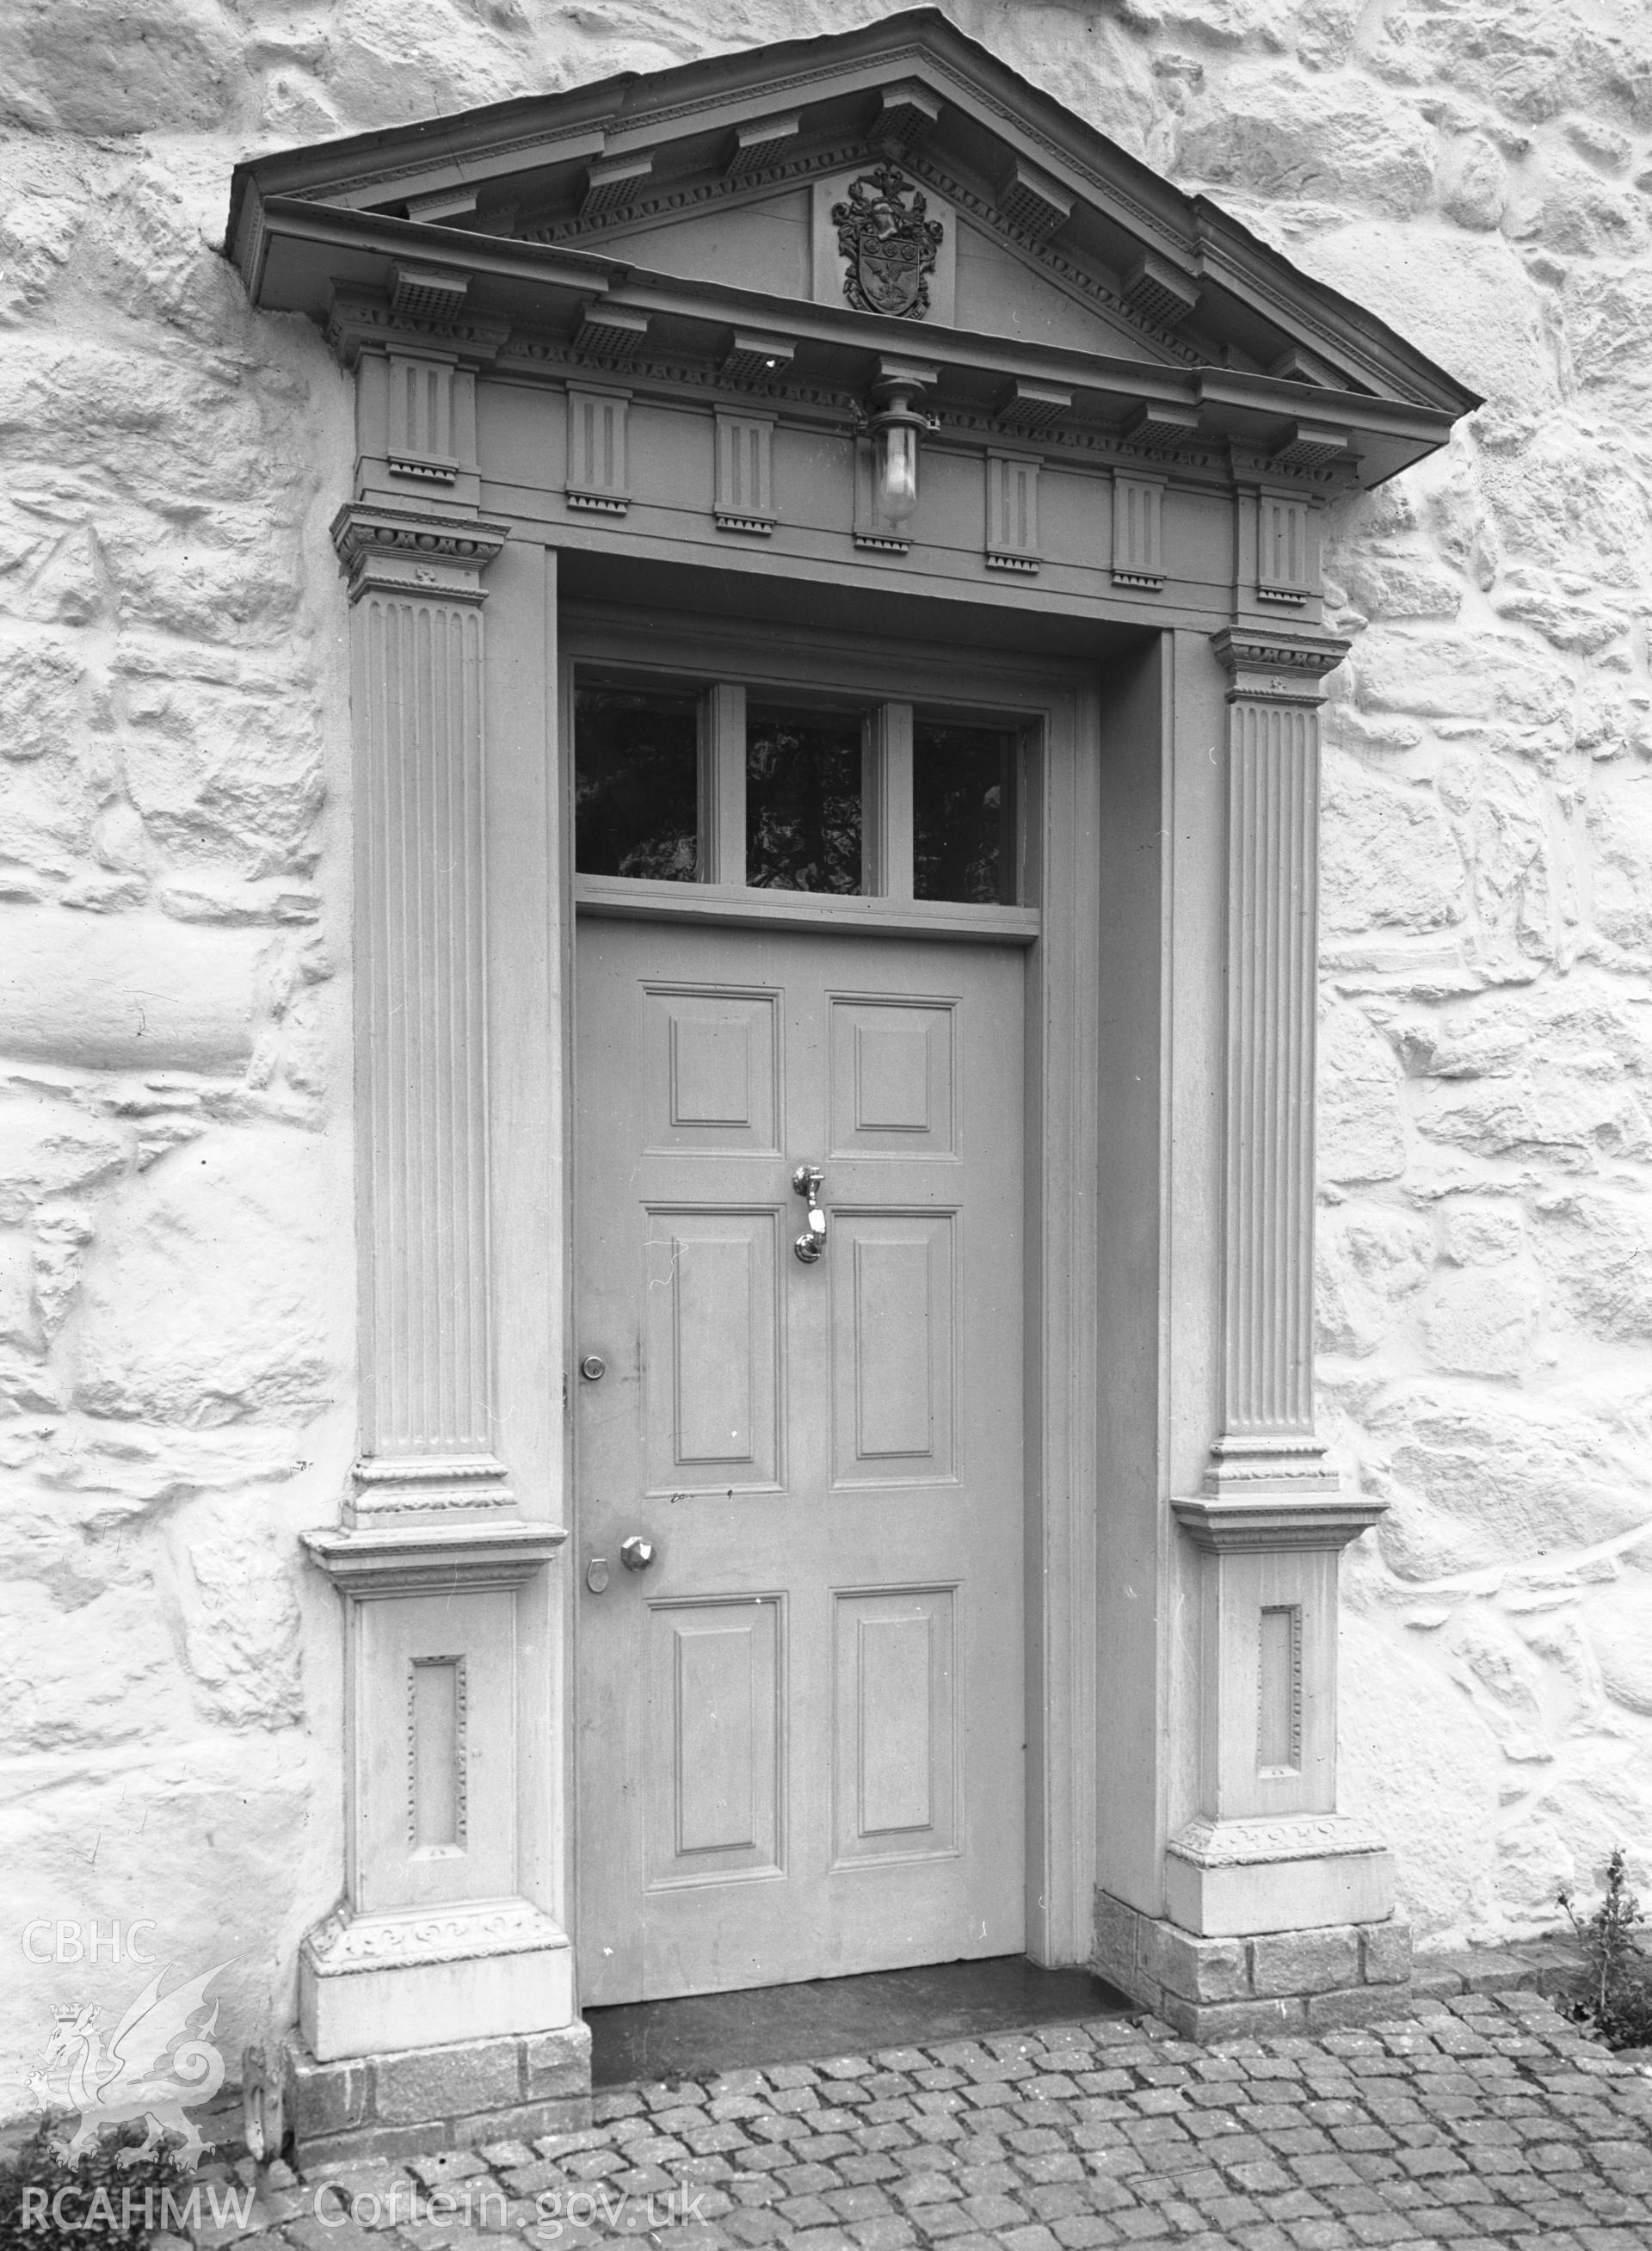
[336,503,512,1520]
[1205,628,1347,1502]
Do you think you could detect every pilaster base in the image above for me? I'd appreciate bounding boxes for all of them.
[282,2021,591,2168]
[1094,1885,1412,2041]
[300,1902,576,2064]
[1164,1814,1396,1936]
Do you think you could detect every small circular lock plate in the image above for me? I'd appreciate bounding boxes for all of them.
[579,1354,607,1382]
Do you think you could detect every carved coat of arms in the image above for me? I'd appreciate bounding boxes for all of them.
[832,163,943,320]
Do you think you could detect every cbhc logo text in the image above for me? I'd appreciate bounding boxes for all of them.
[22,1923,157,1964]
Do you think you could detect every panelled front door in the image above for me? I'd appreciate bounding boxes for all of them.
[575,916,1025,2003]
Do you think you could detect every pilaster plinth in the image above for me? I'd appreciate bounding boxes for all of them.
[301,1900,575,2063]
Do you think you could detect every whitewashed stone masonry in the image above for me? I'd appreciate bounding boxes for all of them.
[3,0,1652,2113]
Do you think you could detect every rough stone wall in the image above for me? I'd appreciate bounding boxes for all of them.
[2,0,1649,2109]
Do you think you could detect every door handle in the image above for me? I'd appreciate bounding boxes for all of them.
[792,1163,828,1264]
[620,1535,656,1572]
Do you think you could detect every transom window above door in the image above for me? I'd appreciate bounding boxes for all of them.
[573,671,1020,909]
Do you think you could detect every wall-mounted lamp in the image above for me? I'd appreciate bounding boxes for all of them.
[866,360,940,528]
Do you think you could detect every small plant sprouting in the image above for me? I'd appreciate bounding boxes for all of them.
[1557,1847,1652,2051]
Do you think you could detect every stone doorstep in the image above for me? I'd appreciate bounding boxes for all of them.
[1094,1889,1584,2043]
[282,2024,592,2169]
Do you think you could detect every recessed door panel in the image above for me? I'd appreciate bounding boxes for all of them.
[645,987,779,1151]
[577,917,1023,2001]
[830,998,955,1155]
[644,1209,780,1489]
[645,1597,783,1887]
[833,1588,957,1866]
[832,1213,955,1485]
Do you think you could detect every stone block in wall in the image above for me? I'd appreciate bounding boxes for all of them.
[0,906,265,1072]
[1411,1962,1469,1999]
[1092,1888,1142,1994]
[371,2037,522,2126]
[1140,1920,1248,2004]
[283,2050,369,2140]
[523,2023,592,2099]
[1361,1919,1414,1985]
[1506,1937,1577,1997]
[1249,1926,1362,1997]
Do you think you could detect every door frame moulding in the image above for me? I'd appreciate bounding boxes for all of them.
[558,604,1106,1976]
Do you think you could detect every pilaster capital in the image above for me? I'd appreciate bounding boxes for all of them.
[302,1519,568,1596]
[331,501,509,604]
[1173,1489,1386,1553]
[1211,626,1350,705]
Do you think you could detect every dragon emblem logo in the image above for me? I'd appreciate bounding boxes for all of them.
[28,1964,229,2169]
[832,163,943,320]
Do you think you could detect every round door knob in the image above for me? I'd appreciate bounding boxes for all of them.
[620,1535,655,1573]
[579,1354,607,1382]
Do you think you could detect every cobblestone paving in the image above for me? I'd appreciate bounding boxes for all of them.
[242,1990,1652,2251]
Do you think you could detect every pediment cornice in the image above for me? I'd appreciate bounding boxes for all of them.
[227,8,1480,486]
[244,192,1461,490]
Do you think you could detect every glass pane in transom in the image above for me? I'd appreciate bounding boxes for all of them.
[746,706,864,895]
[575,681,700,881]
[913,719,1015,904]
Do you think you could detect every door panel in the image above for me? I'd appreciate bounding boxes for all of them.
[644,1211,780,1489]
[645,1597,783,1885]
[832,1588,957,1866]
[830,997,955,1153]
[645,987,780,1150]
[576,916,1023,2002]
[833,1216,954,1483]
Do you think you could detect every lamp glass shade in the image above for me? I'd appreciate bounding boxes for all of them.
[876,420,919,525]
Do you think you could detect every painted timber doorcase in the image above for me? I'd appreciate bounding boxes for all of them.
[226,8,1482,2131]
[575,916,1025,2003]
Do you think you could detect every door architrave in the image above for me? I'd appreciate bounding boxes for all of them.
[557,601,1108,1978]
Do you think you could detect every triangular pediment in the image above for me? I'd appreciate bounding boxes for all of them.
[558,174,1183,368]
[228,9,1478,484]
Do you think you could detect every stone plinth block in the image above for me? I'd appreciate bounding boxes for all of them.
[1093,1887,1416,2042]
[284,2020,593,2167]
[1250,1925,1361,1997]
[1140,1920,1249,2004]
[1362,1918,1415,1985]
[373,2038,521,2125]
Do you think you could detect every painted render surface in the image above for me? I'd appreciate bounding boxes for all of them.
[2,0,1651,2113]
